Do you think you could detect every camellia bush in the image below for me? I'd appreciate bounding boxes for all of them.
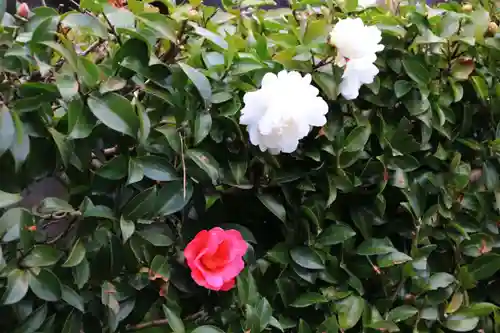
[1,0,500,331]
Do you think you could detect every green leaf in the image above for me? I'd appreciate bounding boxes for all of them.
[163,305,185,333]
[48,128,72,168]
[394,80,412,98]
[344,125,371,152]
[2,269,29,305]
[460,303,497,317]
[291,292,329,308]
[73,258,90,289]
[156,180,193,216]
[471,76,488,100]
[21,245,62,267]
[186,149,220,184]
[387,305,418,322]
[194,112,212,145]
[0,106,15,156]
[0,190,21,209]
[445,313,479,332]
[377,251,412,267]
[137,155,179,181]
[100,77,127,94]
[1,208,32,242]
[127,158,144,185]
[138,225,173,246]
[189,23,229,50]
[87,93,139,138]
[0,0,6,23]
[61,13,107,38]
[62,284,84,312]
[316,224,356,246]
[120,217,135,243]
[29,268,62,302]
[67,98,94,139]
[12,304,47,333]
[62,239,86,268]
[357,238,395,255]
[428,272,455,290]
[469,254,500,280]
[123,186,157,220]
[255,297,273,330]
[290,247,324,270]
[402,56,430,86]
[257,194,286,223]
[151,255,170,279]
[191,326,225,333]
[337,295,364,329]
[96,155,128,180]
[179,63,212,102]
[136,12,177,42]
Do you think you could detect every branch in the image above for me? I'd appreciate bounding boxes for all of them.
[125,319,169,332]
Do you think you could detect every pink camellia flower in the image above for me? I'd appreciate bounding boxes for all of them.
[184,227,248,291]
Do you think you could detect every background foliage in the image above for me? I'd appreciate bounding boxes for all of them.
[1,0,500,331]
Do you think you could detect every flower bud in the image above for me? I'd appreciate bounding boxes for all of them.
[488,21,498,35]
[17,2,29,18]
[188,8,200,20]
[462,3,473,12]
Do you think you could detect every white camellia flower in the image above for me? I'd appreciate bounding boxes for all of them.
[240,71,328,154]
[358,0,379,8]
[339,58,380,100]
[329,18,384,100]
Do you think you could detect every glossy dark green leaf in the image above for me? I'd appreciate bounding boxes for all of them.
[337,295,364,329]
[21,245,62,267]
[387,305,418,322]
[471,76,488,100]
[156,180,193,216]
[2,269,29,305]
[62,239,86,268]
[120,217,135,243]
[394,80,412,98]
[0,190,21,209]
[317,224,356,246]
[291,292,328,308]
[402,56,430,86]
[191,326,225,333]
[163,305,185,333]
[137,155,179,181]
[87,93,139,137]
[290,247,324,270]
[194,112,212,145]
[179,63,212,101]
[357,238,395,255]
[0,106,15,156]
[428,272,455,290]
[29,268,62,302]
[445,313,479,332]
[344,125,371,152]
[138,225,173,246]
[11,304,47,333]
[257,194,286,223]
[62,285,84,312]
[186,149,220,184]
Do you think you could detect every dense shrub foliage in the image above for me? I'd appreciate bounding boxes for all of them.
[1,0,500,331]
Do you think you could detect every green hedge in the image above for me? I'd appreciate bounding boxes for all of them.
[1,0,500,332]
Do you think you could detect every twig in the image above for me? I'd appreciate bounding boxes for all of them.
[312,56,333,70]
[161,20,188,63]
[125,319,169,332]
[179,134,187,199]
[102,12,123,46]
